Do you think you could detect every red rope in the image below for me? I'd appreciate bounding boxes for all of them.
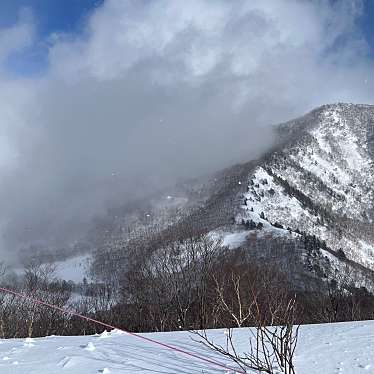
[0,286,245,373]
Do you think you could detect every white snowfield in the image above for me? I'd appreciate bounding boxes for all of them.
[0,321,373,373]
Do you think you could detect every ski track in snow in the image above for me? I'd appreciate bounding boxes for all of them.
[0,321,373,373]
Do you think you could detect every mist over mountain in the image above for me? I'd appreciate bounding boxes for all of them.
[3,101,374,340]
[4,3,374,371]
[1,1,374,260]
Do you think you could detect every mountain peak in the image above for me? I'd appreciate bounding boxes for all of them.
[238,103,374,272]
[277,102,374,139]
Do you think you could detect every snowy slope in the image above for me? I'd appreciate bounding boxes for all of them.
[237,103,374,270]
[54,255,90,283]
[0,321,373,373]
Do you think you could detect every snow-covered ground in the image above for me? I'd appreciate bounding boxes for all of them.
[0,320,373,373]
[11,254,91,284]
[54,255,91,283]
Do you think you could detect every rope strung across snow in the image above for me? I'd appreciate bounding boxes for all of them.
[0,286,245,373]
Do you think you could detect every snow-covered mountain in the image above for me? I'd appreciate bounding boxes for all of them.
[133,103,374,289]
[44,103,374,290]
[237,103,374,269]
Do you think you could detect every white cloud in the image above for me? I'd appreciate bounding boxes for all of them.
[0,0,373,255]
[0,8,34,66]
[48,1,365,81]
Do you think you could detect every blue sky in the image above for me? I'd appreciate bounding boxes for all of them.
[0,0,373,77]
[0,0,103,76]
[0,0,103,33]
[361,0,374,52]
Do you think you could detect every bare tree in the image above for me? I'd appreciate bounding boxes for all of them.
[195,261,299,374]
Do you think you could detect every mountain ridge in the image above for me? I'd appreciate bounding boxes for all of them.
[145,103,374,287]
[26,103,374,291]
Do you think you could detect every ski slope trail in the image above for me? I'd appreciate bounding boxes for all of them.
[0,320,373,373]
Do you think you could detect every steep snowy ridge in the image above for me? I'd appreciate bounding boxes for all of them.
[238,103,374,269]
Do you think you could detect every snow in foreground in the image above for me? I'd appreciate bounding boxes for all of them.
[0,320,373,373]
